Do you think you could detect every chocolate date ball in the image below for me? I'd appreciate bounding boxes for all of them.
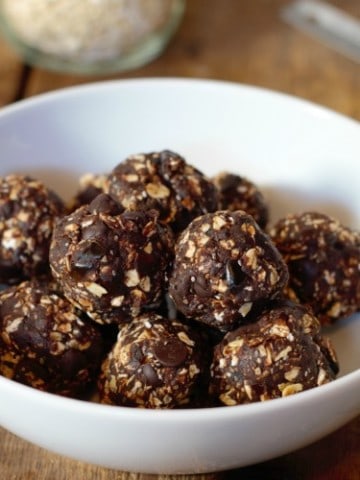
[98,312,205,408]
[0,280,104,396]
[269,212,360,324]
[107,150,220,233]
[50,193,174,325]
[169,211,289,332]
[212,172,269,229]
[210,301,339,406]
[0,174,65,284]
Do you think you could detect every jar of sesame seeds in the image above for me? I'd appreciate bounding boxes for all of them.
[0,0,185,74]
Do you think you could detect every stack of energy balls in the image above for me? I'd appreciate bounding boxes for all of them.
[0,150,358,408]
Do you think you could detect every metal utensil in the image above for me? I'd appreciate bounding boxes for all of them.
[282,0,360,63]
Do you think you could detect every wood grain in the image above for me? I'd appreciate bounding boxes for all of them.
[0,0,359,478]
[0,37,24,106]
[21,0,360,120]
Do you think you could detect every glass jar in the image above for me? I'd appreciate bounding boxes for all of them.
[0,0,185,75]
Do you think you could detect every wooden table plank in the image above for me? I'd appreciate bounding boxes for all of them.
[22,0,360,120]
[0,37,24,107]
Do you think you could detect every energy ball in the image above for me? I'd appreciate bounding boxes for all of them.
[50,193,174,325]
[212,172,269,229]
[107,150,220,233]
[69,172,109,212]
[269,211,360,324]
[0,174,65,284]
[98,312,205,408]
[169,211,289,331]
[209,301,339,406]
[0,280,104,396]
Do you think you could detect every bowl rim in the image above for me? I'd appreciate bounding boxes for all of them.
[0,76,359,129]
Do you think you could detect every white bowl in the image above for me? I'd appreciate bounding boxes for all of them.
[0,78,359,474]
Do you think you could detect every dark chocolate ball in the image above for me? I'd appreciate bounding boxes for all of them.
[107,150,220,233]
[0,280,104,396]
[209,301,339,405]
[0,175,65,284]
[169,210,289,331]
[270,211,360,324]
[50,194,174,325]
[212,172,269,229]
[98,312,205,408]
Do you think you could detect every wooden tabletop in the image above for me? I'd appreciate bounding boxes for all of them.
[0,1,359,478]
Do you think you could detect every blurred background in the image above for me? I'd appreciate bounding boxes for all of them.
[0,0,359,119]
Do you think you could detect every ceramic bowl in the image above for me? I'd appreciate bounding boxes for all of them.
[0,78,359,474]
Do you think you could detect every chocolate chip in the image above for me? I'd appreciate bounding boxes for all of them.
[291,258,319,280]
[141,363,162,387]
[89,193,122,215]
[58,349,87,378]
[71,240,104,271]
[81,218,108,240]
[130,343,143,363]
[225,259,246,287]
[193,274,211,298]
[153,337,188,367]
[13,313,49,353]
[0,200,15,219]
